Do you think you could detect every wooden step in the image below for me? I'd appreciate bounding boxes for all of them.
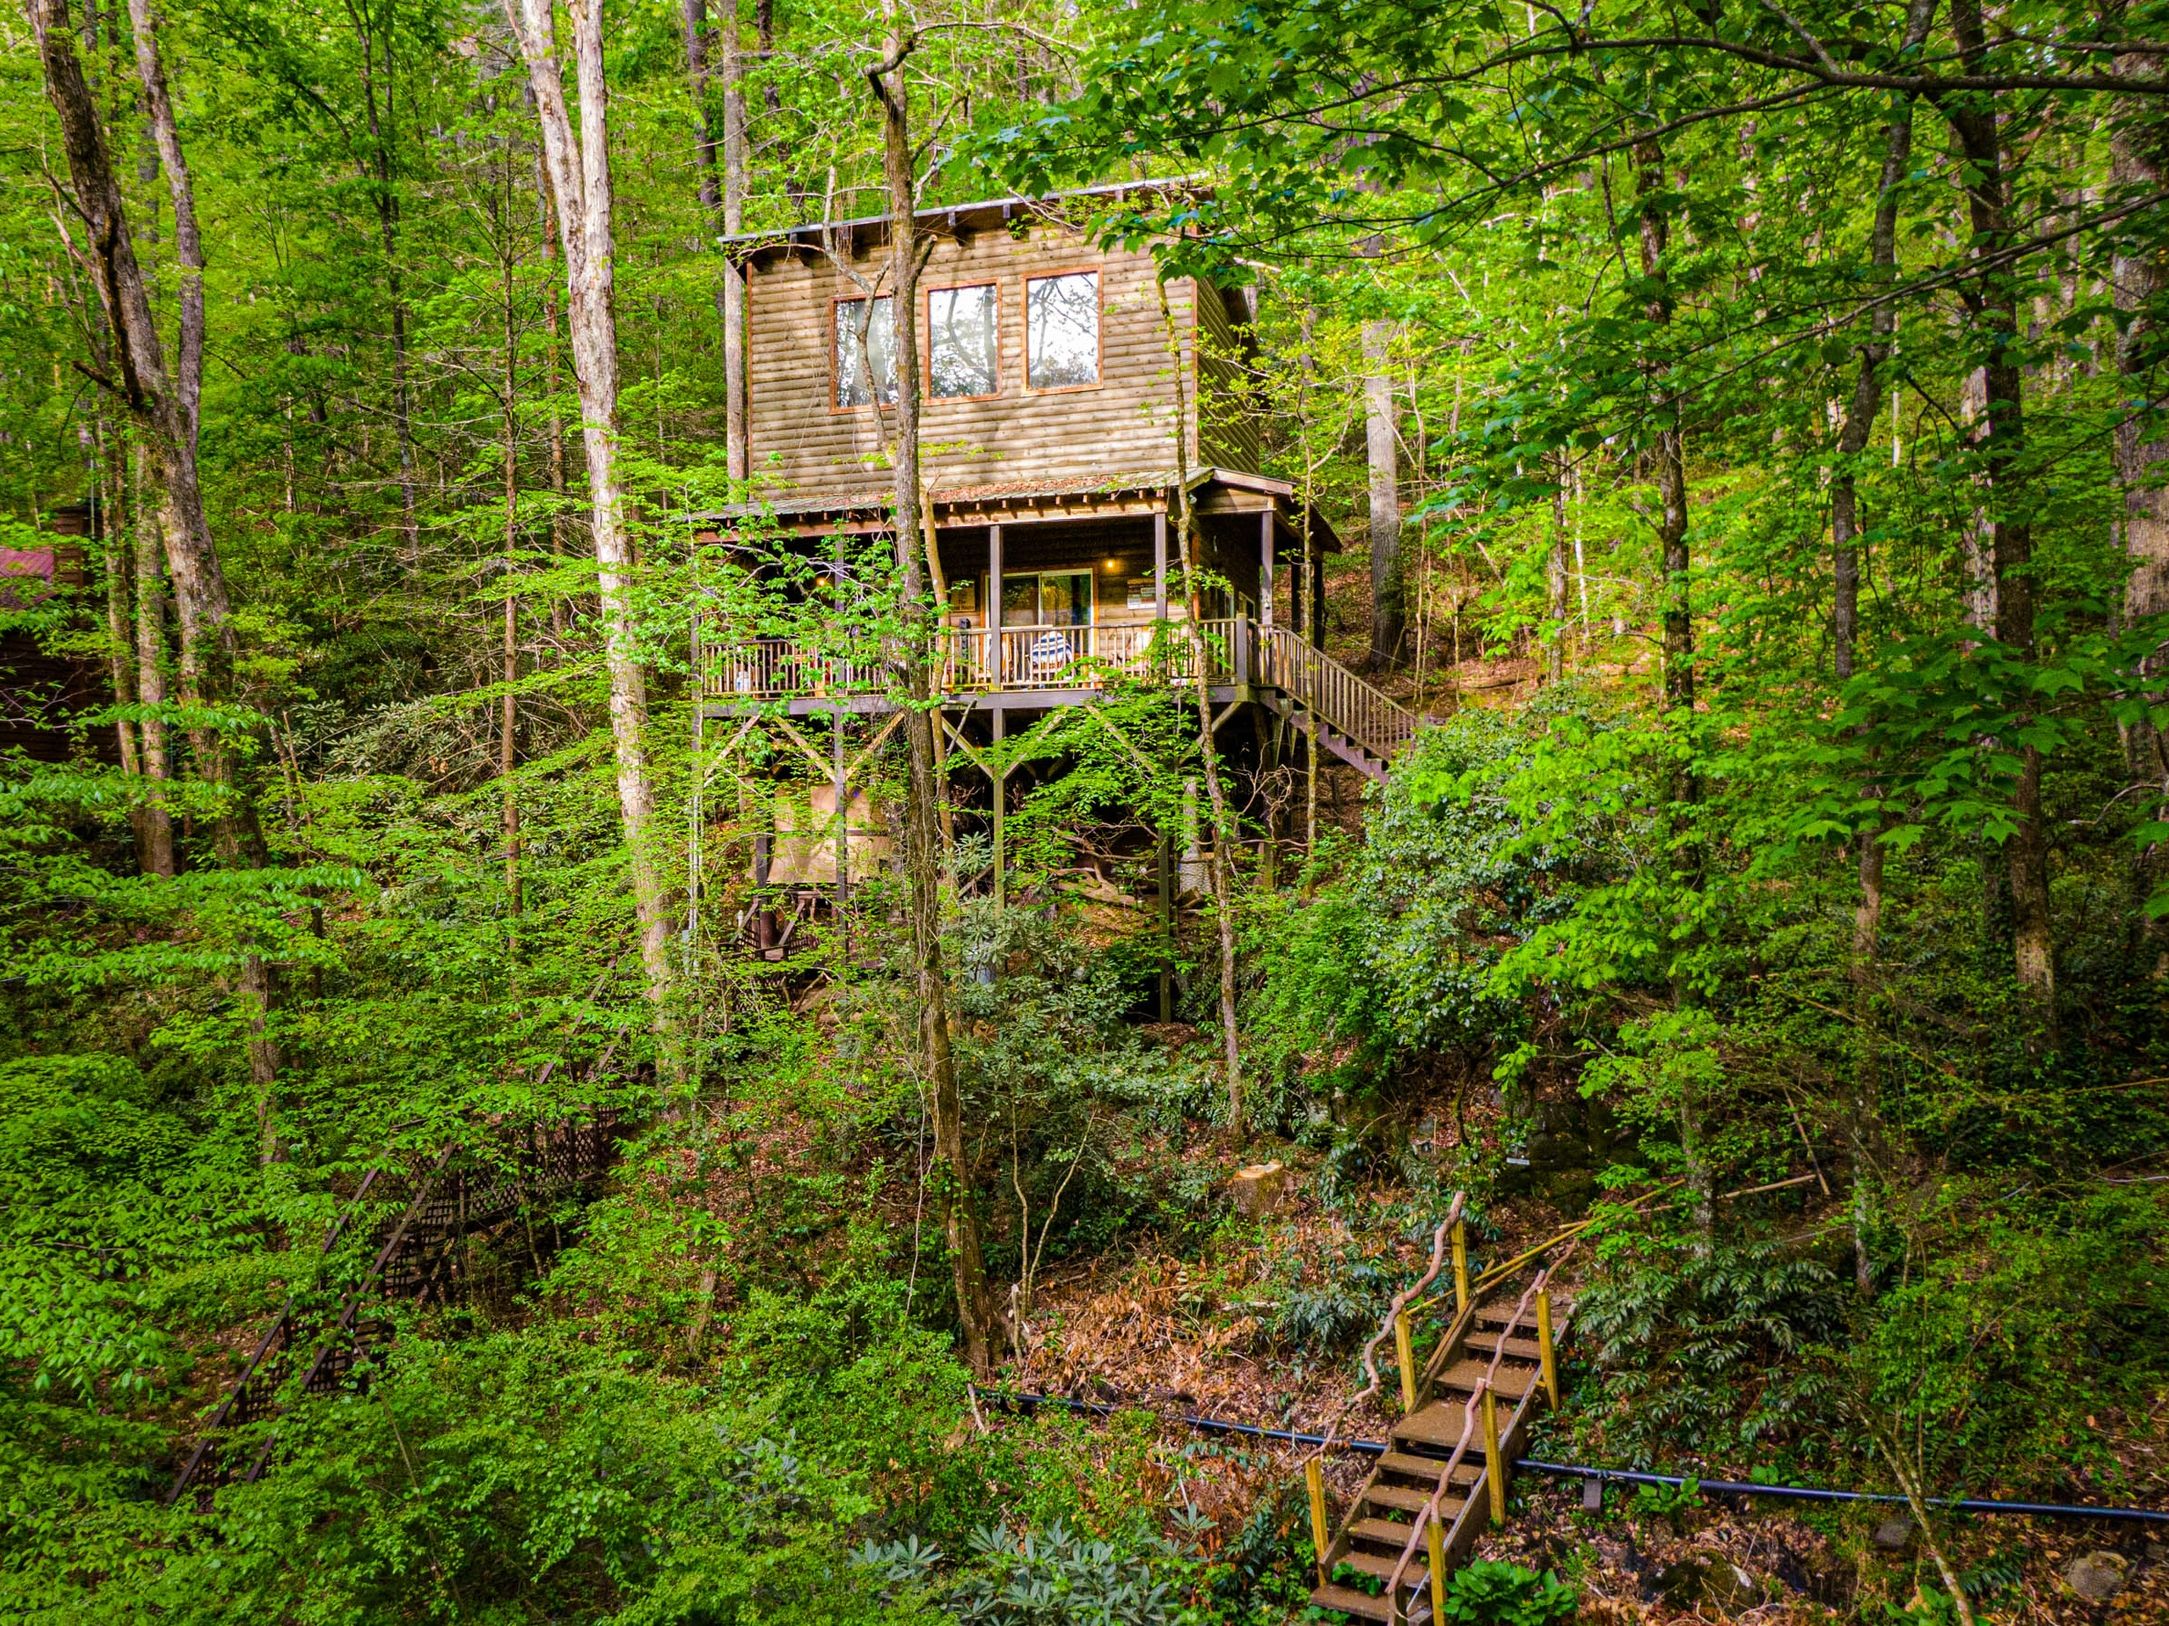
[1431,1358,1536,1400]
[1476,1295,1570,1327]
[1309,1581,1430,1623]
[1348,1515,1421,1547]
[1465,1330,1543,1360]
[1340,1547,1430,1584]
[1364,1481,1467,1516]
[1376,1449,1482,1483]
[1393,1402,1477,1449]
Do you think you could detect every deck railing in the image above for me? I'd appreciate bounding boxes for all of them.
[700,615,1420,767]
[702,619,1237,699]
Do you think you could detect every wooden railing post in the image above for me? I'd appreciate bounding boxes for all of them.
[1426,1511,1448,1623]
[1452,1219,1469,1313]
[1536,1285,1559,1409]
[1304,1457,1330,1584]
[1394,1310,1417,1413]
[1482,1388,1505,1525]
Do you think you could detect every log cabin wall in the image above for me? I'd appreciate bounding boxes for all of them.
[745,221,1253,502]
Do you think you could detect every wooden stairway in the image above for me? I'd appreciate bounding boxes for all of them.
[1308,1274,1570,1624]
[168,1112,623,1505]
[1255,624,1421,783]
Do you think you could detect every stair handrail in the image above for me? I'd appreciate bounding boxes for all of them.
[1258,624,1419,763]
[1305,1195,1465,1590]
[1383,1267,1552,1621]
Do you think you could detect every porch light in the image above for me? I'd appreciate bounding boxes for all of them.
[1105,558,1122,571]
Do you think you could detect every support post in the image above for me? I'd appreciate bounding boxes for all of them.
[988,523,1005,688]
[1304,1457,1330,1584]
[1536,1285,1559,1409]
[1153,508,1168,623]
[1310,545,1325,647]
[1259,508,1275,631]
[832,704,849,960]
[1452,1219,1469,1313]
[1157,829,1173,1021]
[991,706,1007,909]
[1394,1310,1417,1414]
[1426,1513,1448,1623]
[1482,1388,1505,1525]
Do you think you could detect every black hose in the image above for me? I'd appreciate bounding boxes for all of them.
[1514,1460,2169,1526]
[981,1389,2169,1525]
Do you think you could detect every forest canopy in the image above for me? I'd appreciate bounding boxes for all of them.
[2,0,2166,1618]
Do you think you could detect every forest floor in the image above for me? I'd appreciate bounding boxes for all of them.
[990,1129,2169,1623]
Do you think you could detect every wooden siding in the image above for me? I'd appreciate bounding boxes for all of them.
[746,223,1259,503]
[1194,283,1261,474]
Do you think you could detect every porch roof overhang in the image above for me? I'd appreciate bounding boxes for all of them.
[690,467,1342,555]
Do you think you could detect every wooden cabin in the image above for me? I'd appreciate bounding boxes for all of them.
[694,184,1421,952]
[698,183,1416,786]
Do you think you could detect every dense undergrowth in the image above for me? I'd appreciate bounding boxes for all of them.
[5,684,2164,1622]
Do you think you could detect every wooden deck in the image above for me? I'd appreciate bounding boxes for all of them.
[698,615,1421,778]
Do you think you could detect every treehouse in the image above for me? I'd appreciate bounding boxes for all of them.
[693,184,1418,948]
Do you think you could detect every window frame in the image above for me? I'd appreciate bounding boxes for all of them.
[1022,267,1105,395]
[829,290,897,414]
[921,278,1003,403]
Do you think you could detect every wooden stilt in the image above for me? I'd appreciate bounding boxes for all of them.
[1304,1458,1330,1584]
[1426,1513,1447,1623]
[991,706,1006,908]
[1452,1219,1469,1313]
[1482,1388,1505,1524]
[1536,1284,1559,1409]
[1394,1311,1417,1414]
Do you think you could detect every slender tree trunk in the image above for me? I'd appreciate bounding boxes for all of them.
[682,0,749,479]
[1363,320,1402,668]
[2112,28,2169,967]
[352,11,419,562]
[1635,138,1692,722]
[32,0,278,1131]
[505,0,675,1019]
[1546,454,1568,683]
[124,0,199,450]
[538,152,570,643]
[132,442,175,876]
[1157,281,1245,1132]
[1830,0,1932,1292]
[1949,0,2057,1033]
[868,21,999,1376]
[502,221,523,924]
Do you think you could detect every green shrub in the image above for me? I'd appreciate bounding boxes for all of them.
[1440,1559,1579,1625]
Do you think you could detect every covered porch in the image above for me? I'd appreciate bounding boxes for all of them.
[694,468,1335,711]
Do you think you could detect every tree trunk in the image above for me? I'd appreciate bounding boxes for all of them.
[32,0,279,1125]
[504,0,675,1017]
[352,10,419,563]
[502,224,523,924]
[869,21,1000,1376]
[682,0,749,479]
[1363,320,1402,668]
[2112,29,2169,965]
[1828,0,1931,1294]
[1156,283,1246,1131]
[1635,138,1692,721]
[132,442,175,876]
[124,0,200,450]
[1546,455,1568,684]
[1949,0,2057,1032]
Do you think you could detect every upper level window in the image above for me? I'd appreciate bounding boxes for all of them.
[1026,271,1100,390]
[927,283,999,398]
[835,295,895,408]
